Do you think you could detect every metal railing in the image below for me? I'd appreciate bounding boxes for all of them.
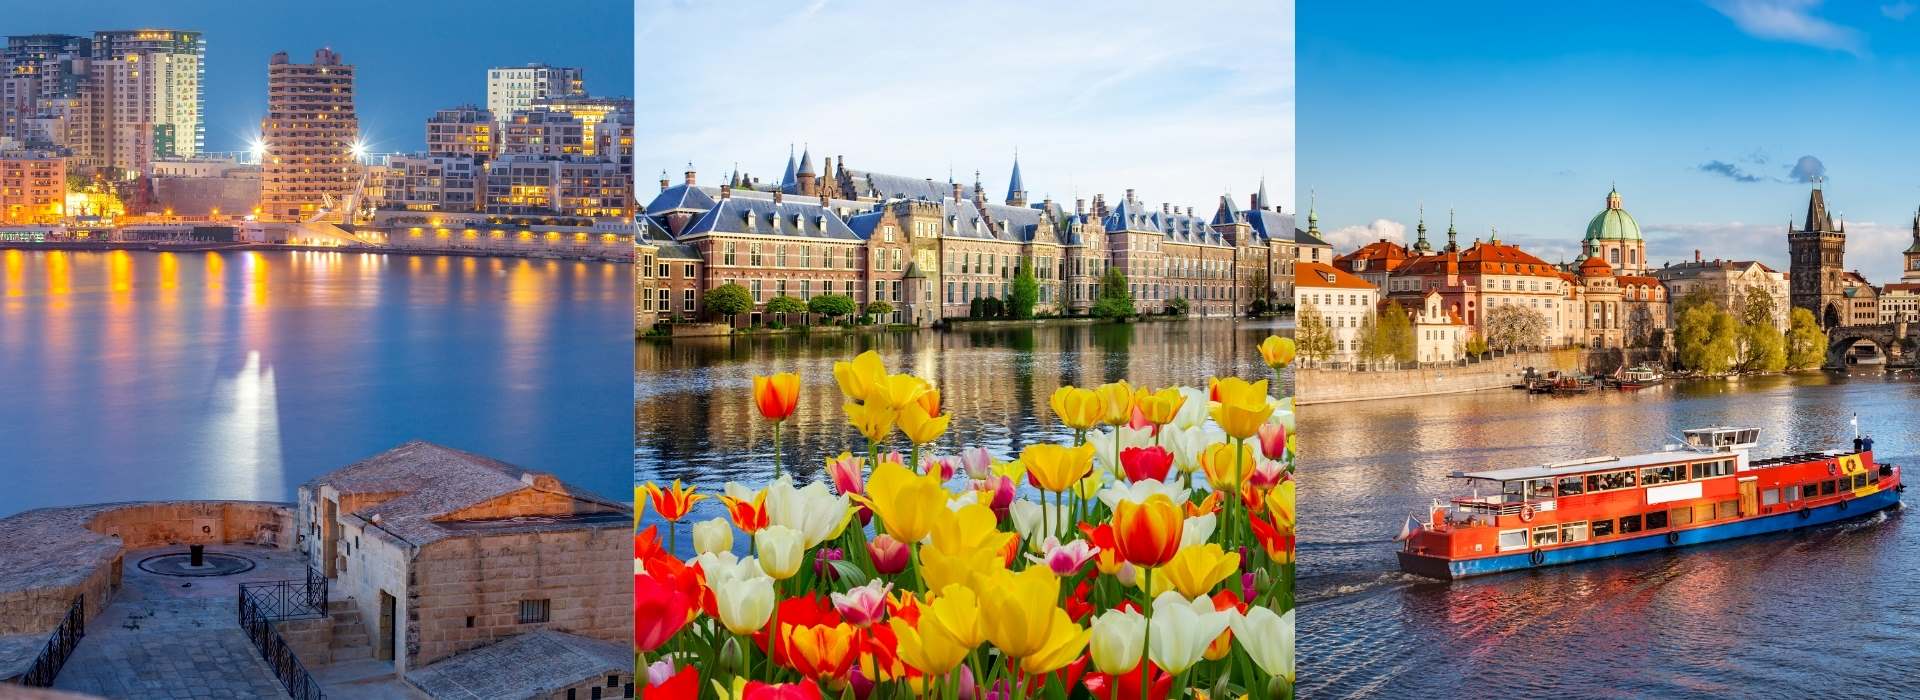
[237,566,328,700]
[14,595,83,687]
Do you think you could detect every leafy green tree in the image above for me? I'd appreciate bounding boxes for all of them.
[808,293,856,323]
[1674,287,1719,316]
[1091,268,1136,319]
[1786,307,1829,369]
[1738,287,1778,329]
[1167,297,1191,316]
[1464,332,1489,357]
[1010,260,1039,319]
[1295,302,1335,364]
[702,283,751,324]
[863,299,894,322]
[1356,312,1383,363]
[1376,301,1418,363]
[765,295,807,326]
[1676,303,1738,374]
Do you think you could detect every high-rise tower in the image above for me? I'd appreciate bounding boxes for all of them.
[1788,180,1848,328]
[261,48,358,223]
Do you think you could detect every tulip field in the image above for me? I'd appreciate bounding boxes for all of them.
[636,335,1300,699]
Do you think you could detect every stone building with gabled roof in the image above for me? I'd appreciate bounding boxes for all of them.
[295,441,629,677]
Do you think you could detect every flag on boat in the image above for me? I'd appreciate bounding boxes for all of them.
[1395,514,1423,541]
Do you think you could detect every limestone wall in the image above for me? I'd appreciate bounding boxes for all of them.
[0,559,112,637]
[408,527,629,670]
[334,518,411,671]
[83,501,294,550]
[1297,349,1585,404]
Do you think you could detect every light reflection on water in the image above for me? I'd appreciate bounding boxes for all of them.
[1296,372,1920,698]
[635,318,1295,526]
[0,250,633,515]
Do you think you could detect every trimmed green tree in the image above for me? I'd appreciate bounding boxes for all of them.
[863,299,894,323]
[808,293,856,324]
[764,295,807,327]
[702,283,751,325]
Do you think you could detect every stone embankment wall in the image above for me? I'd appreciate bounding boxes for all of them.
[408,527,630,670]
[0,501,294,636]
[1297,349,1585,404]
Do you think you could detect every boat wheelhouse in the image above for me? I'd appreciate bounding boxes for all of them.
[1398,427,1901,579]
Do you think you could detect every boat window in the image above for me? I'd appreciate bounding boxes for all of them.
[1761,488,1780,507]
[1531,525,1558,547]
[1584,470,1637,493]
[1717,500,1739,519]
[1498,529,1528,552]
[1690,460,1734,480]
[1591,519,1614,538]
[1561,521,1588,543]
[1642,464,1685,486]
[1671,507,1693,526]
[1694,502,1716,523]
[1739,429,1758,444]
[1502,480,1524,504]
[1821,480,1837,496]
[1526,478,1556,500]
[1645,510,1669,529]
[1556,476,1585,496]
[1854,473,1868,489]
[1619,514,1643,534]
[1784,484,1799,501]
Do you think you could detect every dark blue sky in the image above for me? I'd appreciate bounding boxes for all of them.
[1302,0,1920,282]
[11,0,633,153]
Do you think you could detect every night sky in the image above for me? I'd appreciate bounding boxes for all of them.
[8,0,634,153]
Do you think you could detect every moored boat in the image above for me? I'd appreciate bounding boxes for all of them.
[1397,427,1902,579]
[1610,364,1664,390]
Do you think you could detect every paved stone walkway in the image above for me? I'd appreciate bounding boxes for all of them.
[52,545,299,699]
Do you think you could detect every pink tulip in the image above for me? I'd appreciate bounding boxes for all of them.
[1257,422,1288,460]
[922,454,955,481]
[829,453,867,496]
[646,660,675,687]
[975,475,1016,515]
[1026,536,1100,576]
[960,447,994,481]
[1248,458,1286,490]
[867,534,911,575]
[829,580,893,627]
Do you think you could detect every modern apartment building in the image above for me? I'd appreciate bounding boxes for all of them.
[484,64,583,124]
[260,48,359,223]
[425,105,493,158]
[90,29,204,160]
[0,149,65,224]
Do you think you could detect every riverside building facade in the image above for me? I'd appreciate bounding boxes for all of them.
[260,48,358,223]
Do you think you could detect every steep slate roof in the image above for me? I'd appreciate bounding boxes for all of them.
[1102,197,1227,246]
[845,170,981,202]
[681,196,862,240]
[1006,158,1025,202]
[643,183,715,216]
[846,210,884,240]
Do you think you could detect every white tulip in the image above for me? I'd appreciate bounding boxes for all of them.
[754,525,807,580]
[1147,591,1233,675]
[1087,608,1147,674]
[1091,426,1156,474]
[713,571,776,635]
[1171,387,1210,430]
[1164,424,1227,475]
[1009,498,1071,547]
[1180,513,1217,549]
[763,476,852,548]
[692,518,734,556]
[1230,606,1295,682]
[1097,479,1190,510]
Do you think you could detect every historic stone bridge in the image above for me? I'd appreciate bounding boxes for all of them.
[1827,322,1916,368]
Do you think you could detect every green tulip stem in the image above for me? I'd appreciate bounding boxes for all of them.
[1140,566,1154,700]
[773,421,784,480]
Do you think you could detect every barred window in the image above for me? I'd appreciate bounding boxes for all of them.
[518,598,551,624]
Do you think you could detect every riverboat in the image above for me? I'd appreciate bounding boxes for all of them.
[1397,427,1902,579]
[1609,365,1665,390]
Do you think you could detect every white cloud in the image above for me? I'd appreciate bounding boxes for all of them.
[633,0,1294,213]
[1325,219,1407,252]
[1706,0,1866,55]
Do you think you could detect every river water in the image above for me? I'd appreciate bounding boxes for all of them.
[634,318,1295,519]
[0,249,633,514]
[1296,372,1920,698]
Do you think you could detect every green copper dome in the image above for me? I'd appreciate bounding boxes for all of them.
[1584,187,1642,242]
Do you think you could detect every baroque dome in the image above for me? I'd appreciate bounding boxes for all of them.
[1584,187,1642,242]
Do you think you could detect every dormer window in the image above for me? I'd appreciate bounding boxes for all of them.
[744,213,756,232]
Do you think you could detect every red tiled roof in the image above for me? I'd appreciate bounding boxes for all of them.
[1334,239,1411,272]
[1296,260,1378,290]
[1393,241,1559,278]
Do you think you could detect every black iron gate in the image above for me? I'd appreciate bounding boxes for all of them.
[237,566,329,700]
[13,594,83,687]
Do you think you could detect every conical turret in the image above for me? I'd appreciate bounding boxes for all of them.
[1412,205,1432,254]
[1005,152,1027,207]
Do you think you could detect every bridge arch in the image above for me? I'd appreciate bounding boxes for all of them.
[1826,323,1911,368]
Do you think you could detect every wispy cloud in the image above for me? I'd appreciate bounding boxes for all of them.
[1883,2,1916,20]
[1698,160,1765,182]
[1706,0,1867,55]
[633,0,1294,213]
[1324,219,1407,251]
[1643,218,1907,281]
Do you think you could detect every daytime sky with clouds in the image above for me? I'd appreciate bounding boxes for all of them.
[635,0,1294,215]
[1301,0,1920,283]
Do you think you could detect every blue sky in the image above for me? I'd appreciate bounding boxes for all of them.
[9,1,632,153]
[1301,0,1920,282]
[635,0,1294,215]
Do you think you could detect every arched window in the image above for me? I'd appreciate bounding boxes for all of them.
[1610,248,1620,264]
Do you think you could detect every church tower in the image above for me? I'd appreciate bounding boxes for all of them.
[1903,207,1920,283]
[1788,180,1848,328]
[1005,154,1027,207]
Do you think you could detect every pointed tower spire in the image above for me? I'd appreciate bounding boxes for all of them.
[1445,207,1458,252]
[795,144,816,195]
[1412,203,1431,254]
[781,144,797,188]
[1306,189,1319,235]
[1804,177,1830,233]
[1255,176,1271,211]
[1211,190,1241,226]
[1005,150,1027,207]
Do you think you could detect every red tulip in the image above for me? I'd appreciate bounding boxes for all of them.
[644,662,699,700]
[634,573,692,652]
[743,679,825,700]
[1118,446,1175,483]
[1257,421,1288,460]
[1084,663,1173,700]
[867,534,911,575]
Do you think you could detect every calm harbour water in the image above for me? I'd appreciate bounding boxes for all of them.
[1297,372,1920,698]
[634,318,1294,523]
[0,249,633,515]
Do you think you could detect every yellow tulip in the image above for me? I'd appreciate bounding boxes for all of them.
[1209,377,1273,440]
[1093,380,1135,425]
[853,462,949,543]
[1048,386,1103,431]
[833,350,888,402]
[890,585,983,674]
[920,505,1013,592]
[1071,467,1108,500]
[898,401,951,445]
[1267,478,1296,529]
[843,401,897,444]
[867,373,932,411]
[1151,543,1241,599]
[978,567,1064,659]
[1258,335,1297,369]
[1020,442,1096,493]
[1133,386,1186,426]
[1019,608,1090,675]
[1200,442,1255,493]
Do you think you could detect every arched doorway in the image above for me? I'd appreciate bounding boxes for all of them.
[1824,303,1844,329]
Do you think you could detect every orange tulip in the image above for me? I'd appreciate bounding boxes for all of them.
[783,622,860,681]
[721,488,770,534]
[644,480,706,523]
[1199,442,1255,493]
[1110,494,1184,568]
[1132,387,1185,426]
[753,372,801,422]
